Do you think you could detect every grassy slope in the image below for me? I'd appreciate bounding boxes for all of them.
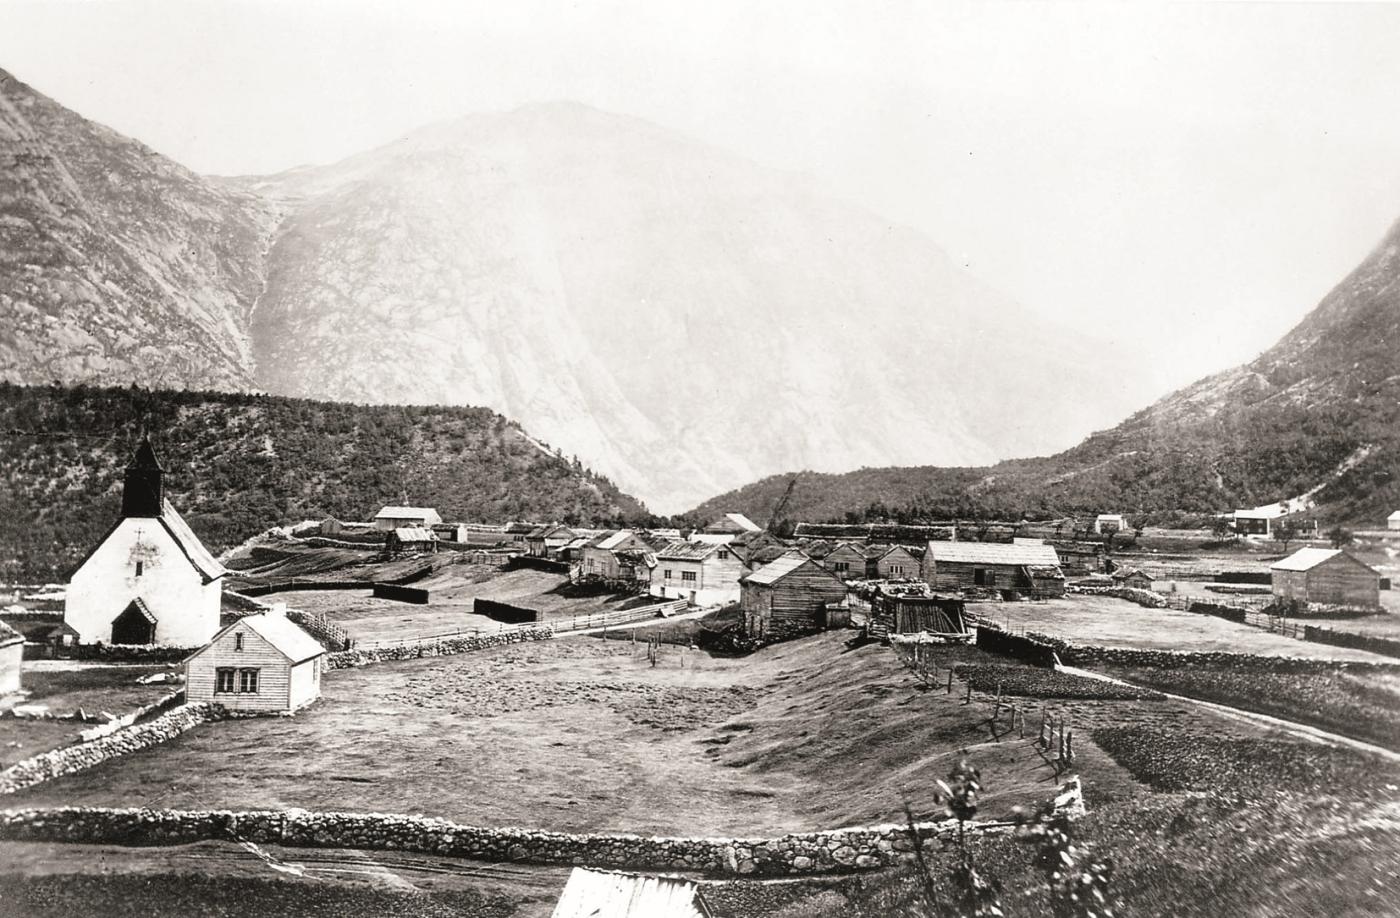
[0,382,650,580]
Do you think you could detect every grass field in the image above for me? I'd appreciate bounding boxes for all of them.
[0,664,177,766]
[992,595,1395,661]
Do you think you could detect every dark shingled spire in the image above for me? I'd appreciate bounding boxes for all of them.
[121,436,164,518]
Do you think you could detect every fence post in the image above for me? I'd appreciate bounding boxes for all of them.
[964,680,972,705]
[947,670,954,694]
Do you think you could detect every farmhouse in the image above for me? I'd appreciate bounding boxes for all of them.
[185,612,326,714]
[386,527,438,553]
[651,540,744,606]
[1389,510,1400,531]
[551,867,712,918]
[1270,548,1381,609]
[1048,540,1105,576]
[740,552,849,640]
[922,541,1065,598]
[579,530,653,580]
[820,541,867,579]
[0,620,22,697]
[373,506,443,531]
[1233,509,1275,536]
[64,440,226,647]
[1094,513,1126,534]
[875,545,923,580]
[526,524,578,559]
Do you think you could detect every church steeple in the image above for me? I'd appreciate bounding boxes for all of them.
[121,437,165,518]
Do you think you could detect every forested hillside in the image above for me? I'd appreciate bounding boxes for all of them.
[692,218,1400,528]
[0,383,648,580]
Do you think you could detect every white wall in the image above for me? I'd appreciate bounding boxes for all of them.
[65,519,221,646]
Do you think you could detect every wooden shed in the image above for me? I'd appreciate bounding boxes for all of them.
[741,552,849,640]
[185,612,326,714]
[869,592,969,640]
[820,541,867,579]
[875,545,923,580]
[1112,568,1154,591]
[1270,548,1380,609]
[386,527,438,553]
[922,541,1065,598]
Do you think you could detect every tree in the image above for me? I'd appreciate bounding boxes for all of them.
[1273,519,1301,552]
[1326,525,1354,549]
[1210,516,1235,541]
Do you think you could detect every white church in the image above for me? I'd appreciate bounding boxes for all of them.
[64,439,226,647]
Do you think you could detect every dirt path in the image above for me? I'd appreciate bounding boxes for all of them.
[1059,664,1400,764]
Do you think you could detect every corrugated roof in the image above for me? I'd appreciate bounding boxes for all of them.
[1271,547,1348,573]
[159,501,227,582]
[375,506,443,524]
[551,868,711,918]
[928,541,1061,566]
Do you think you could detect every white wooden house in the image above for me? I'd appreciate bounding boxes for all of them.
[373,506,443,531]
[64,440,225,648]
[1389,511,1400,531]
[650,541,744,606]
[1094,513,1126,534]
[185,612,326,714]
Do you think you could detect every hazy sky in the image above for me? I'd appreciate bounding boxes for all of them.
[4,0,1400,397]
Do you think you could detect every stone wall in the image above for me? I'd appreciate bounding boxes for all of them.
[1065,585,1167,608]
[0,704,219,795]
[325,627,553,669]
[1021,630,1400,673]
[0,778,1084,876]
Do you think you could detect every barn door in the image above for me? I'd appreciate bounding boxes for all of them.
[112,599,156,645]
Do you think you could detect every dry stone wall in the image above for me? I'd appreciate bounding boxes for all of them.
[325,627,553,669]
[1022,631,1400,673]
[0,704,219,795]
[0,778,1084,876]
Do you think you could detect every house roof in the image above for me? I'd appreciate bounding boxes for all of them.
[391,527,438,542]
[704,513,761,534]
[1233,508,1280,520]
[551,867,711,918]
[375,506,442,523]
[1389,511,1400,521]
[1270,547,1371,573]
[156,501,228,582]
[1096,513,1125,521]
[594,530,637,551]
[880,544,924,561]
[745,551,832,587]
[191,613,326,666]
[927,541,1061,567]
[655,540,721,561]
[528,524,576,540]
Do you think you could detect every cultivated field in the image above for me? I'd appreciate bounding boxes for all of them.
[992,594,1397,662]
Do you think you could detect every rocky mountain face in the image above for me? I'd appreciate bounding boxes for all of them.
[0,69,1147,513]
[0,69,279,390]
[692,219,1400,526]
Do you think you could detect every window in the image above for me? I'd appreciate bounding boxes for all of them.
[664,569,673,580]
[834,562,849,573]
[134,561,144,578]
[239,669,260,694]
[718,550,730,560]
[215,668,236,693]
[681,571,697,582]
[234,632,244,651]
[890,564,905,576]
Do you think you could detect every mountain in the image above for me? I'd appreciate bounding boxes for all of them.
[0,383,648,581]
[691,217,1400,527]
[0,68,1149,514]
[0,69,279,390]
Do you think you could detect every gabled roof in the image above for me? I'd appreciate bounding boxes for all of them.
[551,867,711,918]
[391,527,438,541]
[374,506,443,524]
[1270,547,1375,573]
[528,524,576,540]
[1095,513,1125,521]
[1389,511,1400,521]
[190,613,325,665]
[594,530,638,551]
[745,551,840,587]
[704,512,761,534]
[880,544,924,561]
[159,501,227,582]
[927,541,1061,567]
[0,619,24,648]
[655,540,721,562]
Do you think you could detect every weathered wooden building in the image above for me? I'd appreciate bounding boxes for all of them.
[868,592,969,640]
[386,527,438,553]
[922,541,1065,598]
[0,621,22,697]
[702,513,763,537]
[1112,568,1154,591]
[820,541,867,579]
[1270,548,1380,609]
[185,612,326,714]
[651,541,745,606]
[740,552,849,640]
[373,506,443,531]
[875,545,923,580]
[579,530,654,580]
[526,524,578,559]
[65,440,226,647]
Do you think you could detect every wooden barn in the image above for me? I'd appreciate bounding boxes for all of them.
[875,545,922,580]
[1270,548,1380,609]
[741,552,849,640]
[1112,568,1154,590]
[820,541,867,579]
[922,541,1065,598]
[373,506,443,531]
[185,612,326,714]
[868,592,969,640]
[64,439,226,648]
[318,517,345,536]
[526,524,577,559]
[551,867,712,918]
[651,541,745,606]
[386,527,438,553]
[0,621,22,697]
[1048,540,1105,576]
[579,530,654,580]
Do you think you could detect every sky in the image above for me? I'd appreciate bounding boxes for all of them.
[3,0,1400,397]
